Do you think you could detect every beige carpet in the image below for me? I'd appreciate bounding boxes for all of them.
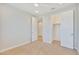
[0,40,77,55]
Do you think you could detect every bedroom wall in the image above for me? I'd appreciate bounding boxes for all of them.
[0,4,32,51]
[42,15,53,43]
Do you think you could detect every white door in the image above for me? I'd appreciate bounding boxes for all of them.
[32,17,37,42]
[60,10,73,49]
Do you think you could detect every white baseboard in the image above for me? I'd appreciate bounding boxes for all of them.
[0,40,31,53]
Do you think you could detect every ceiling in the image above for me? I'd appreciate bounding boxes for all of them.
[8,3,72,16]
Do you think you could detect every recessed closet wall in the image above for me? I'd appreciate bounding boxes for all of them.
[51,15,61,41]
[42,6,75,49]
[42,4,79,53]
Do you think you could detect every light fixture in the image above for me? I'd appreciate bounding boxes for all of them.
[34,3,39,7]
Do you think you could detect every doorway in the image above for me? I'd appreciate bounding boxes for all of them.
[37,18,43,42]
[52,16,60,42]
[31,16,43,42]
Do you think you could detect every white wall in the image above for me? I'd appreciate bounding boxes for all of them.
[32,17,38,41]
[0,4,32,51]
[60,10,74,49]
[42,15,53,43]
[51,15,61,41]
[76,4,79,54]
